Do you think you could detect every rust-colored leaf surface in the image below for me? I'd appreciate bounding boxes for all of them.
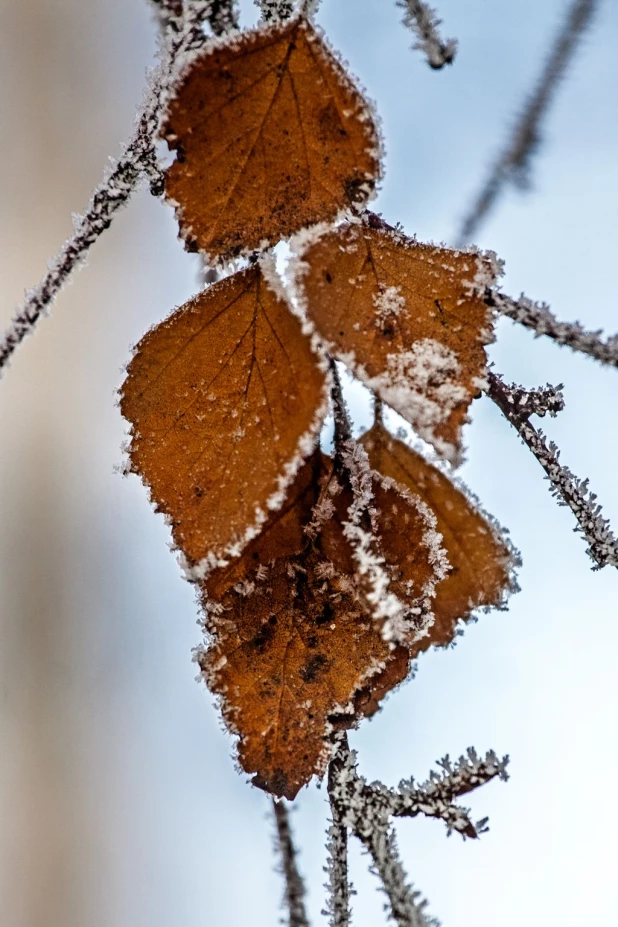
[162,18,380,261]
[295,216,497,463]
[200,549,394,800]
[120,263,326,567]
[362,422,516,656]
[199,447,443,799]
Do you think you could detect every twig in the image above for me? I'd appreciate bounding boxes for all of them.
[373,395,385,427]
[391,748,510,839]
[326,738,507,925]
[325,739,352,927]
[205,0,240,35]
[273,800,311,927]
[0,81,163,377]
[487,290,618,369]
[363,824,436,927]
[328,738,439,927]
[396,1,457,69]
[257,0,296,21]
[0,0,233,379]
[456,0,599,244]
[149,0,184,32]
[487,371,618,570]
[330,361,353,447]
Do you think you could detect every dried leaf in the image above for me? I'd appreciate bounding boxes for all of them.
[120,263,327,569]
[199,446,443,798]
[200,549,394,800]
[362,422,516,655]
[163,19,380,261]
[294,215,498,463]
[354,644,411,719]
[204,448,324,600]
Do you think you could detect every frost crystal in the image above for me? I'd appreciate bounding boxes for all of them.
[362,339,468,464]
[373,284,407,325]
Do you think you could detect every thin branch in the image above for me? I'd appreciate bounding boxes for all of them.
[487,290,618,369]
[273,800,311,927]
[257,0,296,22]
[396,1,457,70]
[0,1,227,378]
[326,738,509,924]
[0,79,163,376]
[330,361,353,447]
[487,371,618,570]
[391,748,510,838]
[363,824,437,927]
[325,739,352,927]
[328,738,438,927]
[373,395,385,428]
[205,0,240,35]
[149,0,184,32]
[456,0,600,244]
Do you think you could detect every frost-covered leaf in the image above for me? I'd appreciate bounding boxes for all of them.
[200,547,396,800]
[198,447,444,798]
[362,422,517,653]
[162,18,381,261]
[120,262,327,570]
[293,215,499,463]
[205,448,324,599]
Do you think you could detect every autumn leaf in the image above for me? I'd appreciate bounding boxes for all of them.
[119,261,327,570]
[362,422,517,656]
[162,18,381,261]
[200,548,397,800]
[198,445,444,799]
[293,214,499,463]
[204,448,324,600]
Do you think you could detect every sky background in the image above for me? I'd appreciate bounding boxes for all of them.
[0,1,617,925]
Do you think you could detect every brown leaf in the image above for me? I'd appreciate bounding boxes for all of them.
[119,263,327,568]
[353,644,411,719]
[294,215,498,463]
[200,549,395,800]
[362,422,516,657]
[162,19,380,261]
[204,448,325,600]
[198,446,443,799]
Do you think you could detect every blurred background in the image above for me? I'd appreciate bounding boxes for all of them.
[0,1,616,925]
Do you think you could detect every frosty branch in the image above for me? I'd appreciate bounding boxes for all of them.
[0,0,217,376]
[457,0,600,244]
[396,1,457,69]
[325,735,508,926]
[487,289,618,369]
[487,371,618,570]
[273,800,311,927]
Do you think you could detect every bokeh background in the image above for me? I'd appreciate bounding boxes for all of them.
[1,1,617,925]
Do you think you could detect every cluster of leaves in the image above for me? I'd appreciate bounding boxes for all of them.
[120,9,517,800]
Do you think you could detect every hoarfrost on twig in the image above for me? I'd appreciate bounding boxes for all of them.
[0,1,218,377]
[325,741,352,927]
[457,0,600,244]
[392,747,509,838]
[488,290,618,369]
[273,799,311,927]
[256,0,296,22]
[326,735,506,925]
[397,1,457,69]
[487,371,618,570]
